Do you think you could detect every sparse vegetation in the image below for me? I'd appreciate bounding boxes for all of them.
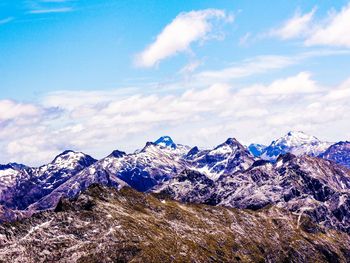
[0,184,349,262]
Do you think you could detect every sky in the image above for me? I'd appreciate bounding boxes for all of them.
[1,0,350,165]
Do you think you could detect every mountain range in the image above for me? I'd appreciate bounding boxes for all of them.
[0,132,349,216]
[0,131,350,261]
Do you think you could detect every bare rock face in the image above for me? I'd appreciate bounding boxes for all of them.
[155,154,350,234]
[185,138,255,180]
[0,151,97,219]
[320,141,350,168]
[1,185,350,263]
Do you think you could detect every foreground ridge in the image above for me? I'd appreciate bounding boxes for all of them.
[0,184,349,263]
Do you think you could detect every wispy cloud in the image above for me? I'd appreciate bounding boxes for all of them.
[192,49,350,85]
[29,7,72,14]
[270,2,350,48]
[194,55,295,83]
[270,8,316,40]
[135,9,233,68]
[0,17,14,25]
[40,0,70,2]
[305,3,350,48]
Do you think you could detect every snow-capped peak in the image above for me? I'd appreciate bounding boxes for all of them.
[282,131,320,146]
[154,136,176,149]
[49,150,96,169]
[260,131,332,161]
[210,138,245,155]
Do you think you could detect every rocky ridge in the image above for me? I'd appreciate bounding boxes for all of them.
[0,184,350,263]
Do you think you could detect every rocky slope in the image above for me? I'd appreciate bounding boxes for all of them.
[155,153,350,233]
[0,151,96,212]
[320,141,350,168]
[1,184,350,263]
[185,138,255,180]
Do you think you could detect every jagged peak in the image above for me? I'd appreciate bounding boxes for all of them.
[139,141,158,153]
[267,131,323,150]
[283,131,319,142]
[51,150,96,166]
[186,146,200,158]
[109,150,126,158]
[332,141,350,146]
[275,152,297,164]
[287,130,307,136]
[154,136,176,149]
[0,162,27,171]
[215,138,245,150]
[224,137,240,145]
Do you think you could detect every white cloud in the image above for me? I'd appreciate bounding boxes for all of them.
[179,60,202,76]
[1,72,349,166]
[191,50,350,85]
[135,9,231,68]
[238,72,319,97]
[305,3,350,47]
[194,55,295,83]
[271,8,316,39]
[239,32,251,46]
[271,3,350,48]
[29,7,72,14]
[0,100,41,121]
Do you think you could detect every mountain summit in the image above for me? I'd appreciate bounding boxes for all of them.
[154,136,176,149]
[255,131,331,161]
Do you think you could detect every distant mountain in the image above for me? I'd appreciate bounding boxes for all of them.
[28,136,190,211]
[0,150,96,211]
[184,138,255,180]
[248,143,266,157]
[154,135,177,149]
[1,136,256,217]
[319,141,350,168]
[1,184,350,263]
[251,131,332,161]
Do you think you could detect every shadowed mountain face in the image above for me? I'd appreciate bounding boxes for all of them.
[0,151,97,211]
[185,138,255,180]
[155,153,350,233]
[320,141,350,168]
[0,185,350,263]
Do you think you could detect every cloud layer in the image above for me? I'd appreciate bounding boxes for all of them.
[1,71,349,166]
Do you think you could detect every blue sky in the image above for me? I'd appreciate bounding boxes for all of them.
[1,0,350,165]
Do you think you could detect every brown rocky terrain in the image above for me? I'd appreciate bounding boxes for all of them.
[0,184,349,263]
